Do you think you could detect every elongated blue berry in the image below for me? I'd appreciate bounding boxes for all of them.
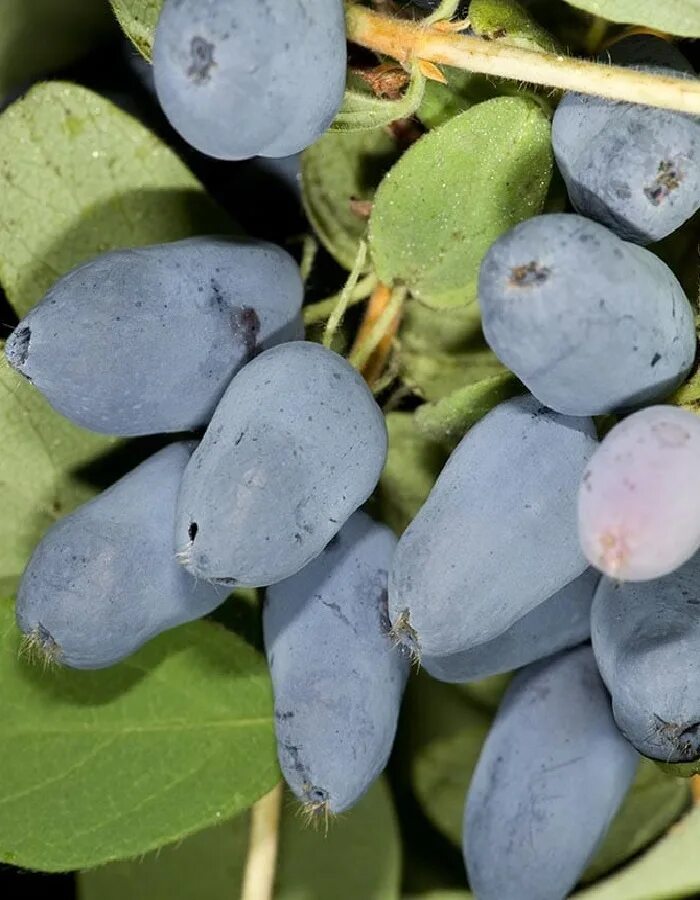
[592,556,700,764]
[4,237,303,436]
[264,511,409,814]
[16,443,225,670]
[176,342,387,587]
[390,395,597,659]
[465,645,638,900]
[422,568,598,683]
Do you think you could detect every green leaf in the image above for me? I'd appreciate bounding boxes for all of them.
[577,807,700,899]
[563,1,700,37]
[78,780,401,899]
[332,70,426,133]
[581,762,690,884]
[369,98,553,309]
[455,675,511,714]
[276,779,401,900]
[415,371,522,446]
[399,301,507,402]
[109,0,163,60]
[417,69,502,131]
[373,412,446,535]
[668,364,700,417]
[302,128,402,271]
[407,674,491,848]
[470,0,563,52]
[0,0,114,97]
[0,357,119,594]
[0,598,277,872]
[0,82,234,318]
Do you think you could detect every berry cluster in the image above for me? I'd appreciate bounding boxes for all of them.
[5,1,700,898]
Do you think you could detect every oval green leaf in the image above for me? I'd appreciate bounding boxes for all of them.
[78,780,401,899]
[0,81,234,317]
[564,1,700,37]
[0,599,278,872]
[302,127,402,271]
[369,97,553,309]
[407,675,491,848]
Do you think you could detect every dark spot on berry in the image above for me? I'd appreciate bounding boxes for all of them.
[187,36,216,84]
[510,261,550,287]
[645,160,683,205]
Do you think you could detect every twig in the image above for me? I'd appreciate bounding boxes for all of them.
[323,240,369,348]
[349,284,406,374]
[303,273,377,326]
[345,3,700,114]
[240,783,284,900]
[349,282,403,385]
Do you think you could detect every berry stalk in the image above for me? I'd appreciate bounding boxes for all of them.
[345,2,700,114]
[240,784,284,900]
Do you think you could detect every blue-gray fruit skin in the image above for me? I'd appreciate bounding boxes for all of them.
[16,443,226,670]
[264,511,409,814]
[592,555,700,764]
[479,214,695,417]
[464,645,639,900]
[422,568,599,684]
[4,237,304,436]
[389,395,597,659]
[153,0,347,161]
[176,342,388,588]
[553,36,700,245]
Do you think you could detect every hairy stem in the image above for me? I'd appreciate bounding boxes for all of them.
[304,272,377,325]
[240,783,284,900]
[345,3,700,114]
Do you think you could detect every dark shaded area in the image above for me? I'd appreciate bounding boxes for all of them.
[0,869,75,900]
[0,282,18,339]
[73,433,187,493]
[60,39,307,248]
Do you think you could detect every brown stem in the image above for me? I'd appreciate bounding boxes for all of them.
[345,3,700,114]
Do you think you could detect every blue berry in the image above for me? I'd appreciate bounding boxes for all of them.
[4,237,304,436]
[264,511,409,814]
[176,342,387,587]
[479,214,695,416]
[553,36,700,244]
[422,568,599,683]
[153,0,347,160]
[389,395,597,659]
[592,555,700,764]
[16,444,225,670]
[465,645,639,900]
